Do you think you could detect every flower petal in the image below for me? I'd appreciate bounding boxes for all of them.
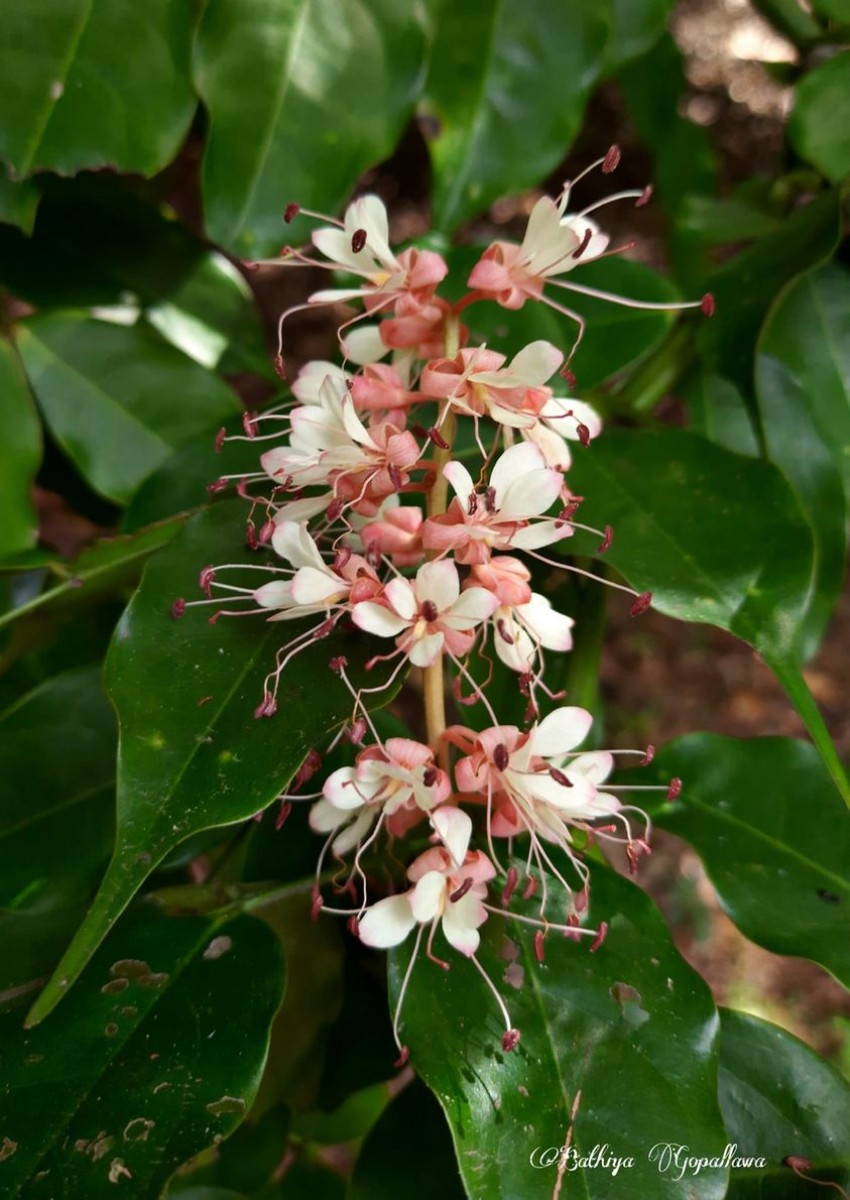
[431,805,472,868]
[416,559,459,609]
[409,870,446,923]
[352,601,410,638]
[359,894,417,948]
[532,706,593,757]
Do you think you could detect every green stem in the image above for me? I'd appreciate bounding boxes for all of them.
[609,325,697,416]
[768,656,850,810]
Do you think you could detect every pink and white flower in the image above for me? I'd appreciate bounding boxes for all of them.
[422,341,563,429]
[523,395,603,470]
[254,521,381,620]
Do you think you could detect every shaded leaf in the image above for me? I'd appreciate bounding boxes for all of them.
[394,866,727,1199]
[0,169,39,234]
[565,427,813,664]
[719,1009,850,1197]
[789,52,850,183]
[756,261,850,657]
[0,518,185,635]
[604,0,674,73]
[194,0,432,257]
[16,314,240,505]
[27,502,397,1026]
[0,0,196,179]
[422,0,609,231]
[0,912,284,1197]
[652,734,850,988]
[685,369,761,457]
[0,340,41,560]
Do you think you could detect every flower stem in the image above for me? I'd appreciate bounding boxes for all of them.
[423,316,460,769]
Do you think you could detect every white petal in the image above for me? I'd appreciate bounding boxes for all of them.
[352,601,410,638]
[309,286,372,303]
[271,521,325,570]
[359,894,417,948]
[323,766,365,811]
[384,576,418,620]
[408,630,445,667]
[442,890,484,957]
[445,587,499,629]
[489,442,545,499]
[532,706,593,757]
[510,519,572,550]
[309,797,349,834]
[431,806,472,868]
[508,340,563,386]
[254,580,294,610]
[500,468,562,520]
[443,459,475,504]
[416,559,459,609]
[312,226,374,274]
[494,623,536,672]
[519,593,574,651]
[343,324,388,365]
[568,751,615,786]
[292,361,349,405]
[409,871,446,923]
[347,195,395,267]
[332,809,376,855]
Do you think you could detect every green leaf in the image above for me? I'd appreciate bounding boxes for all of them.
[752,0,823,43]
[0,518,185,635]
[604,0,674,73]
[194,0,432,257]
[422,0,609,232]
[756,262,850,657]
[394,866,727,1199]
[0,168,39,234]
[0,340,41,560]
[652,734,850,988]
[15,314,240,505]
[349,1080,465,1200]
[719,1009,850,1196]
[0,175,272,378]
[790,52,850,183]
[0,911,284,1197]
[459,254,679,389]
[565,427,813,663]
[698,189,841,403]
[685,370,761,457]
[27,502,397,1026]
[0,0,196,179]
[812,0,850,21]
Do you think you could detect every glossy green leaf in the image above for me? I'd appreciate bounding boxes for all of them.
[698,189,841,403]
[789,52,850,183]
[565,427,813,663]
[652,734,850,988]
[812,0,850,20]
[752,0,823,42]
[422,0,609,232]
[0,175,272,378]
[27,502,396,1026]
[194,0,432,257]
[756,262,850,657]
[0,169,39,233]
[604,0,673,73]
[16,314,240,505]
[0,911,284,1197]
[0,518,185,635]
[459,254,679,389]
[0,340,41,560]
[349,1080,465,1200]
[394,866,727,1199]
[719,1009,850,1197]
[685,370,761,457]
[0,0,196,179]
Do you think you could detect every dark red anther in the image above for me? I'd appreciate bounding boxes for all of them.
[523,700,539,725]
[557,501,580,525]
[347,717,368,745]
[534,929,546,963]
[310,887,324,921]
[484,485,497,513]
[329,655,348,675]
[589,922,608,952]
[574,886,589,913]
[236,478,252,499]
[275,800,293,830]
[411,422,428,439]
[701,292,716,317]
[518,671,533,697]
[629,591,653,616]
[467,490,478,516]
[199,565,216,597]
[428,426,450,449]
[572,227,593,260]
[502,1029,521,1052]
[576,422,591,448]
[334,545,352,572]
[666,777,682,802]
[639,743,656,767]
[242,411,259,439]
[597,524,613,553]
[450,878,474,903]
[388,464,404,491]
[346,916,361,939]
[421,600,439,623]
[565,913,582,941]
[274,353,287,380]
[206,477,228,494]
[293,749,322,789]
[501,867,519,907]
[284,202,300,223]
[351,228,367,253]
[423,766,439,788]
[254,691,278,719]
[493,743,510,771]
[782,1156,812,1172]
[635,184,653,208]
[394,1045,410,1068]
[171,598,186,619]
[626,842,640,875]
[246,520,258,550]
[259,518,275,544]
[365,541,382,570]
[326,499,344,522]
[602,144,621,174]
[549,767,574,788]
[522,875,538,900]
[215,427,227,453]
[496,618,515,645]
[560,365,577,389]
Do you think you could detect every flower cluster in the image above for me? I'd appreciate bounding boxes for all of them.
[180,151,699,1060]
